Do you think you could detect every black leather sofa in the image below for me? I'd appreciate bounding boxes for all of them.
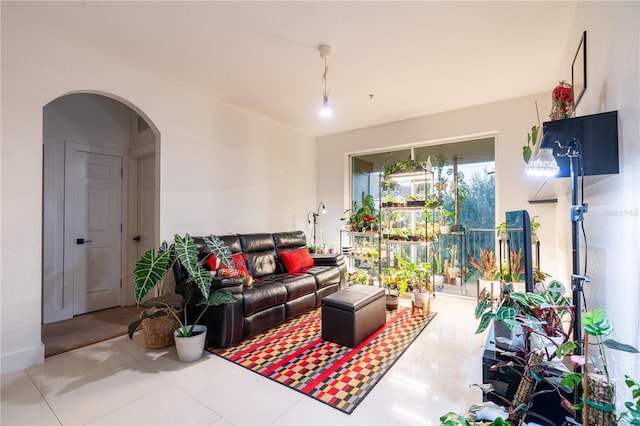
[174,231,346,347]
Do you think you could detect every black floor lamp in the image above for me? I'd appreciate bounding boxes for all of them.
[526,132,589,421]
[307,202,326,246]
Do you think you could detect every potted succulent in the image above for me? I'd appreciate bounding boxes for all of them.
[128,234,237,362]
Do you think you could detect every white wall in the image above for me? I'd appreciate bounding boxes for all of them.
[0,3,316,373]
[560,0,640,405]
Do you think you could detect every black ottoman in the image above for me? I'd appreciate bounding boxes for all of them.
[321,284,386,347]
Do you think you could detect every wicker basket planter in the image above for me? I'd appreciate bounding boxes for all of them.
[139,307,181,349]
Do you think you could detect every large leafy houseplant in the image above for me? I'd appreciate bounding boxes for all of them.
[128,234,237,339]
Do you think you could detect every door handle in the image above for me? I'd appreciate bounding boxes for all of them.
[76,238,93,245]
[133,236,141,241]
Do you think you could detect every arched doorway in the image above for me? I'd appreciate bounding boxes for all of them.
[42,92,159,333]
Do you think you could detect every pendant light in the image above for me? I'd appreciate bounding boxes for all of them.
[318,45,333,118]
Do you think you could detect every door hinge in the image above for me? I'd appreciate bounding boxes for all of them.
[121,169,124,178]
[120,279,123,288]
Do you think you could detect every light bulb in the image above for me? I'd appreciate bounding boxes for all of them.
[319,95,332,118]
[526,148,560,177]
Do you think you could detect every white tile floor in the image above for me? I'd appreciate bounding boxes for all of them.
[1,294,489,425]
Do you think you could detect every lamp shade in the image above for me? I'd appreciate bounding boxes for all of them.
[525,148,559,177]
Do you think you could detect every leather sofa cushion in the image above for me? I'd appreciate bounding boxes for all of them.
[242,281,287,317]
[239,233,278,278]
[244,305,285,338]
[239,233,276,253]
[275,272,317,300]
[273,231,307,250]
[219,235,243,254]
[306,265,341,289]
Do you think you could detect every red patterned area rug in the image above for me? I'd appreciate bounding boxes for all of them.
[207,307,437,414]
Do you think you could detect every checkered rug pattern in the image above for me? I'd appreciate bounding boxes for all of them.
[207,306,437,414]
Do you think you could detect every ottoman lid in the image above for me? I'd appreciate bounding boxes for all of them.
[323,284,385,312]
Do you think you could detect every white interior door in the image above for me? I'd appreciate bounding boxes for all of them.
[136,155,155,260]
[70,150,122,315]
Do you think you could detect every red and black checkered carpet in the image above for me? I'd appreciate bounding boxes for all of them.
[207,306,437,414]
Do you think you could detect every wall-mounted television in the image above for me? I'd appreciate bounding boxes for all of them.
[542,110,618,178]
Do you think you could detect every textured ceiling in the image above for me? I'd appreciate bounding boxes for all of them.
[12,1,578,136]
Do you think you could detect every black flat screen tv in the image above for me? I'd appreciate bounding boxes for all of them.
[542,111,619,178]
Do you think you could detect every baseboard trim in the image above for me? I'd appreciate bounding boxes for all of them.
[1,342,45,374]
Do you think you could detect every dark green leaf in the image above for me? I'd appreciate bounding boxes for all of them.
[547,376,573,393]
[128,318,143,339]
[174,234,201,279]
[204,235,236,272]
[193,267,212,300]
[133,247,171,303]
[560,372,583,389]
[556,341,577,358]
[475,311,495,334]
[496,306,516,322]
[523,145,532,164]
[475,295,493,319]
[603,338,639,353]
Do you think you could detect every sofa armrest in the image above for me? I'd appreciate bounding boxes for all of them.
[311,253,345,266]
[212,276,245,291]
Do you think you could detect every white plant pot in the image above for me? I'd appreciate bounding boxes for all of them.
[433,274,445,287]
[413,291,430,308]
[174,325,207,363]
[440,225,451,235]
[478,279,500,300]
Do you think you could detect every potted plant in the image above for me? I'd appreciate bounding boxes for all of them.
[530,215,541,243]
[396,255,431,311]
[381,267,408,310]
[474,282,576,424]
[438,206,454,235]
[347,268,369,285]
[470,249,498,281]
[470,249,499,299]
[128,234,237,362]
[522,124,540,165]
[496,222,508,241]
[342,194,379,232]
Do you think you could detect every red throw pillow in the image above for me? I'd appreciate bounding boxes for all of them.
[217,252,250,278]
[204,253,220,271]
[280,248,314,273]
